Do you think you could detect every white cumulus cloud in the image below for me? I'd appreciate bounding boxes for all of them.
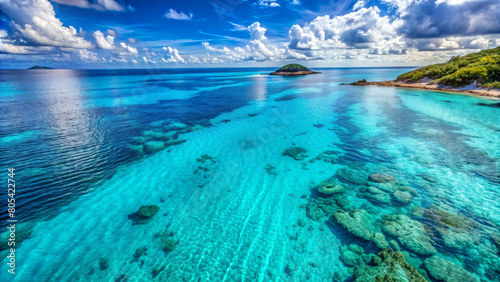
[256,0,280,7]
[93,31,115,49]
[164,9,193,20]
[50,0,125,11]
[162,46,185,63]
[0,0,92,49]
[202,22,306,63]
[353,0,367,10]
[119,42,138,55]
[288,7,405,53]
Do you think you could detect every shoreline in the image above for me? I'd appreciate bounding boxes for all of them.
[349,80,500,99]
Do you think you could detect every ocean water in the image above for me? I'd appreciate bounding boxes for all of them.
[0,68,499,281]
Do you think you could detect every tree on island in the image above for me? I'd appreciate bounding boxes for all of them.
[27,66,54,70]
[397,46,500,89]
[269,64,320,76]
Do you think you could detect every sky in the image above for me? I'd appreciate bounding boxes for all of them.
[0,0,499,69]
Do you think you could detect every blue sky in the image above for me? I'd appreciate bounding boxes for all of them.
[0,0,499,68]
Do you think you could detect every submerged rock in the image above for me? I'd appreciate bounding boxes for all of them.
[129,205,160,225]
[315,150,339,164]
[382,214,436,256]
[424,256,478,282]
[282,147,308,161]
[306,197,342,220]
[152,264,167,278]
[306,201,326,220]
[422,174,437,183]
[398,186,419,197]
[333,270,349,282]
[368,173,396,183]
[423,206,478,249]
[362,186,391,204]
[99,257,110,271]
[265,164,278,175]
[372,232,390,249]
[368,181,399,193]
[336,167,367,185]
[196,154,215,163]
[393,190,413,204]
[146,141,166,152]
[160,233,178,252]
[353,248,427,282]
[424,206,474,231]
[367,186,385,194]
[133,246,147,260]
[314,177,346,196]
[332,209,377,241]
[340,245,365,267]
[138,205,160,218]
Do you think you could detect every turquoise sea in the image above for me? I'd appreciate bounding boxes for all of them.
[0,68,499,281]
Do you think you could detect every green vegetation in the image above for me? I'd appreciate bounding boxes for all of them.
[27,66,53,69]
[397,46,500,89]
[275,63,310,72]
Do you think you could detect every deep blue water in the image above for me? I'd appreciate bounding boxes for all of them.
[0,68,499,281]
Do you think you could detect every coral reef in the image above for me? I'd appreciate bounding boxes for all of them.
[99,257,109,271]
[282,147,308,161]
[314,177,346,196]
[352,248,427,282]
[332,209,377,241]
[424,256,478,282]
[129,205,160,225]
[382,214,437,256]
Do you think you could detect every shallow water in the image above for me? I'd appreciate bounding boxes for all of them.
[0,68,499,281]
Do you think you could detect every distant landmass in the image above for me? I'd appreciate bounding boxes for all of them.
[268,64,320,76]
[350,46,500,98]
[28,66,54,70]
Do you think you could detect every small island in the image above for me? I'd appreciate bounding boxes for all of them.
[27,66,54,70]
[350,46,500,98]
[269,64,320,76]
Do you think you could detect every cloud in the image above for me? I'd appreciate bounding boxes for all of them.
[162,46,185,63]
[0,0,92,49]
[229,22,248,31]
[256,0,281,7]
[164,9,193,20]
[74,48,99,61]
[93,29,139,57]
[407,36,497,51]
[381,0,500,38]
[353,0,367,10]
[106,29,118,36]
[398,0,500,38]
[202,22,306,63]
[286,0,500,60]
[435,0,485,6]
[0,40,32,54]
[248,22,267,41]
[288,7,405,53]
[119,42,138,55]
[128,38,137,44]
[50,0,125,11]
[0,30,8,38]
[93,31,115,49]
[467,37,492,49]
[380,0,419,15]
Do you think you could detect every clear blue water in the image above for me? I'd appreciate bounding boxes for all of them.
[0,68,499,281]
